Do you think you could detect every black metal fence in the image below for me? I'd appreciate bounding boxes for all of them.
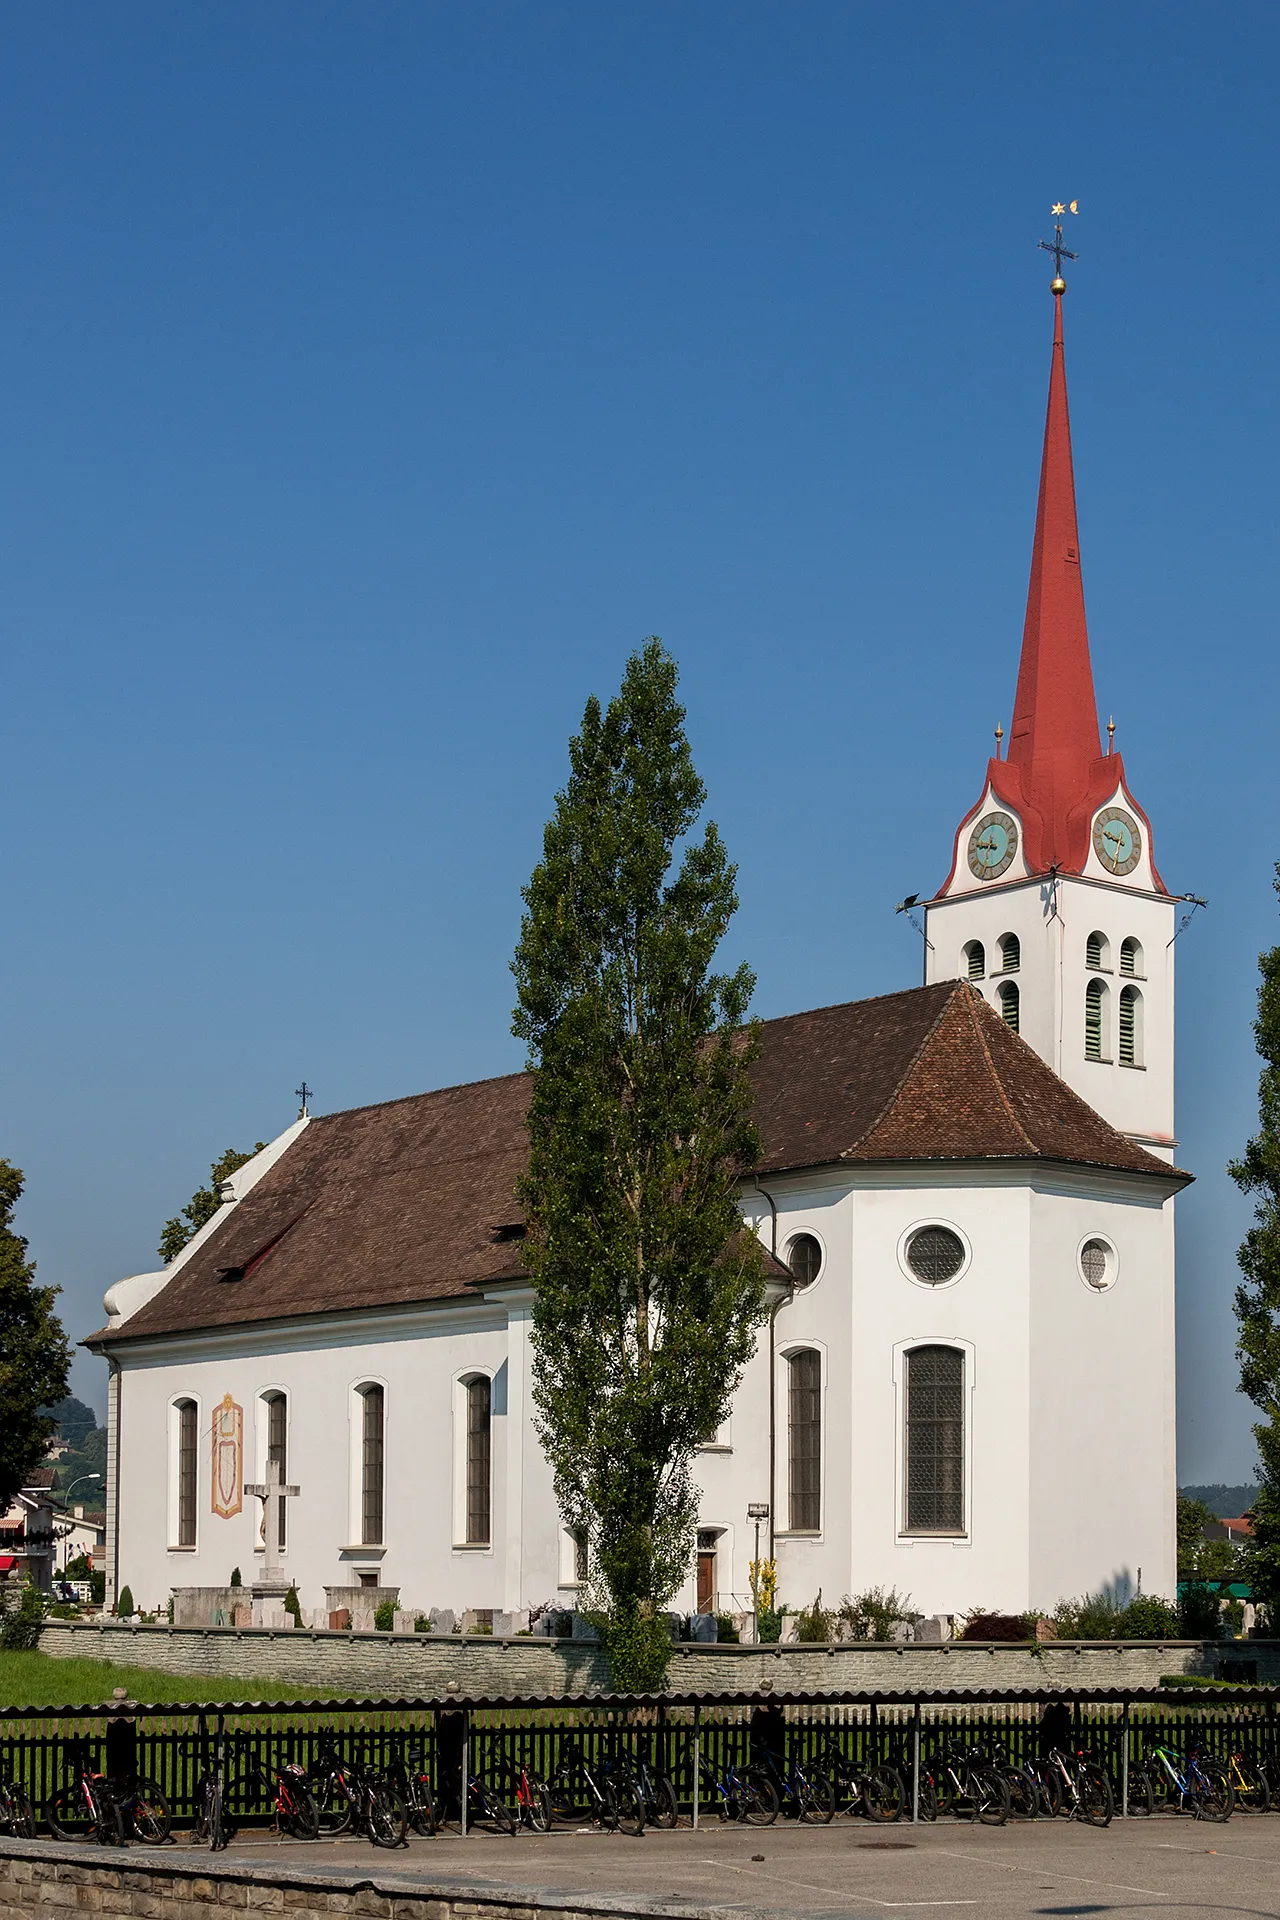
[4,1688,1280,1828]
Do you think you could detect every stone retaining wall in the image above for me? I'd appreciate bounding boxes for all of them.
[0,1838,700,1920]
[37,1620,1279,1696]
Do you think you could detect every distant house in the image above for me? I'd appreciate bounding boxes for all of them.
[0,1467,59,1590]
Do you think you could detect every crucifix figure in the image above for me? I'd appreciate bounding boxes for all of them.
[243,1457,300,1588]
[1039,201,1079,289]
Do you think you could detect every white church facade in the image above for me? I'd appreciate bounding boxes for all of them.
[89,279,1190,1627]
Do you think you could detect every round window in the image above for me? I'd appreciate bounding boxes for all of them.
[1080,1238,1116,1291]
[905,1225,966,1286]
[787,1233,823,1287]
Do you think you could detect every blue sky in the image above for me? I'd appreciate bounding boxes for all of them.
[2,4,1275,1480]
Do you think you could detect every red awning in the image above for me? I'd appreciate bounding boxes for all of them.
[0,1556,18,1572]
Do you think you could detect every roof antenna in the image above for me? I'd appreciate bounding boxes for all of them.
[295,1081,312,1119]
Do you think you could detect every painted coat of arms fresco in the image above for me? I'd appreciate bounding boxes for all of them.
[211,1393,243,1518]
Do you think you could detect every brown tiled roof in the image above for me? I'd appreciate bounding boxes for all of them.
[94,982,1186,1347]
[22,1467,57,1492]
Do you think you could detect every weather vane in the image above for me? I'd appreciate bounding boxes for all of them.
[1039,200,1079,289]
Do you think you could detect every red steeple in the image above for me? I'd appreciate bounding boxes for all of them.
[936,277,1167,895]
[1006,290,1101,823]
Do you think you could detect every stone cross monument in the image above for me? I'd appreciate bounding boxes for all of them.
[242,1457,299,1600]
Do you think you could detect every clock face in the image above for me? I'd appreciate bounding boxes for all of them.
[967,811,1018,881]
[1093,805,1142,877]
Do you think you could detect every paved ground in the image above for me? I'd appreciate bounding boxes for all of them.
[210,1815,1280,1918]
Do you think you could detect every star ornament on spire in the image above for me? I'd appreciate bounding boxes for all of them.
[1039,200,1079,291]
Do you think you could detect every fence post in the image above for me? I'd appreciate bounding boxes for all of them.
[911,1701,920,1825]
[461,1710,469,1838]
[1121,1700,1129,1818]
[692,1706,701,1831]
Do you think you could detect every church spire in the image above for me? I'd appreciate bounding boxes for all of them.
[1005,283,1102,839]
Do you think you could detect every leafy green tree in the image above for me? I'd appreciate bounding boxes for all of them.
[1177,1491,1213,1573]
[0,1161,70,1510]
[159,1144,266,1263]
[1232,864,1280,1617]
[512,640,767,1691]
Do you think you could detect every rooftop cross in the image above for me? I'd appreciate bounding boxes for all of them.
[296,1081,312,1117]
[1039,201,1079,289]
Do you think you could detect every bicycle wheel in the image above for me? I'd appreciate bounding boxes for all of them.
[1031,1765,1062,1818]
[92,1793,126,1847]
[408,1774,438,1836]
[280,1781,320,1840]
[3,1785,36,1839]
[643,1773,678,1830]
[1124,1766,1154,1816]
[48,1785,93,1841]
[473,1782,517,1836]
[1192,1762,1233,1824]
[366,1784,408,1849]
[799,1771,836,1824]
[914,1773,938,1821]
[861,1765,905,1823]
[739,1768,780,1827]
[1003,1768,1038,1819]
[969,1766,1011,1827]
[311,1774,353,1836]
[611,1778,646,1837]
[206,1779,227,1852]
[128,1779,172,1845]
[1075,1763,1113,1828]
[522,1775,552,1833]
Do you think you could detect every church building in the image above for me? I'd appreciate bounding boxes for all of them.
[90,270,1189,1625]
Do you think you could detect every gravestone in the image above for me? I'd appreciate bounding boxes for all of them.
[493,1609,529,1636]
[392,1610,417,1635]
[429,1607,456,1635]
[170,1587,239,1629]
[688,1612,717,1643]
[570,1612,600,1642]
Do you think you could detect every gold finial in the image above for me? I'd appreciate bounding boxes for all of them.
[1107,715,1115,754]
[994,721,1004,760]
[1040,201,1079,291]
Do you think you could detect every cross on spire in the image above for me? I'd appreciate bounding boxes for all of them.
[296,1081,312,1117]
[1039,201,1079,287]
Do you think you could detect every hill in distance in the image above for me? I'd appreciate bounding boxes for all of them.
[1180,1483,1259,1518]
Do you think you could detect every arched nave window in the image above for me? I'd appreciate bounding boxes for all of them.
[261,1391,288,1547]
[964,941,985,981]
[997,981,1020,1033]
[904,1346,964,1534]
[465,1375,492,1546]
[1085,978,1108,1061]
[357,1383,385,1547]
[173,1399,197,1549]
[787,1349,822,1532]
[1119,985,1143,1067]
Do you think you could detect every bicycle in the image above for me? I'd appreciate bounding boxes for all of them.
[386,1740,438,1836]
[191,1718,230,1851]
[308,1743,408,1848]
[547,1740,643,1835]
[461,1766,517,1836]
[930,1745,1011,1826]
[1133,1744,1232,1823]
[754,1745,836,1823]
[1223,1748,1269,1813]
[628,1749,679,1830]
[497,1756,551,1832]
[0,1770,37,1839]
[112,1774,172,1844]
[817,1739,905,1823]
[697,1753,779,1826]
[966,1740,1040,1819]
[238,1752,318,1839]
[46,1745,125,1846]
[1047,1747,1114,1828]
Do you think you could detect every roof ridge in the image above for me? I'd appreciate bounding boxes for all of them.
[840,981,966,1157]
[962,987,1040,1155]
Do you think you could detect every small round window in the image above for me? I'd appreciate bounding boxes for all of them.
[1079,1237,1117,1292]
[787,1233,823,1287]
[905,1225,966,1286]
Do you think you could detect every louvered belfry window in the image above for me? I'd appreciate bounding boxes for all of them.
[1086,931,1106,971]
[360,1385,385,1546]
[1120,938,1141,977]
[999,933,1020,973]
[1119,986,1140,1067]
[965,942,985,981]
[998,981,1020,1033]
[466,1375,492,1545]
[176,1400,197,1547]
[905,1346,964,1533]
[788,1349,822,1532]
[265,1392,287,1547]
[1085,979,1105,1061]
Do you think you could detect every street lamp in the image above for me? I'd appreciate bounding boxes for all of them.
[746,1503,770,1614]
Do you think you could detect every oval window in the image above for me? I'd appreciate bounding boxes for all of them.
[787,1233,823,1287]
[1080,1238,1116,1291]
[905,1225,966,1286]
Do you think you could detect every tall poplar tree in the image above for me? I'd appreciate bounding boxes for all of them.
[513,640,766,1690]
[0,1160,70,1508]
[1232,864,1280,1614]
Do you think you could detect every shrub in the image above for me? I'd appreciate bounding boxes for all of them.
[960,1611,1034,1642]
[1053,1590,1123,1639]
[1118,1594,1179,1639]
[1,1586,45,1650]
[64,1554,93,1581]
[374,1599,395,1631]
[756,1608,782,1644]
[116,1585,135,1618]
[715,1613,739,1643]
[838,1586,914,1641]
[414,1614,430,1632]
[230,1568,242,1588]
[1178,1581,1223,1640]
[600,1606,672,1693]
[284,1585,302,1625]
[793,1591,834,1642]
[89,1571,105,1606]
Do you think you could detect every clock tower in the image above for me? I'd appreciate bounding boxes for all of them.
[924,270,1177,1158]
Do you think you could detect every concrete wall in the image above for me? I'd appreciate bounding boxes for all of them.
[0,1839,675,1920]
[37,1619,1276,1696]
